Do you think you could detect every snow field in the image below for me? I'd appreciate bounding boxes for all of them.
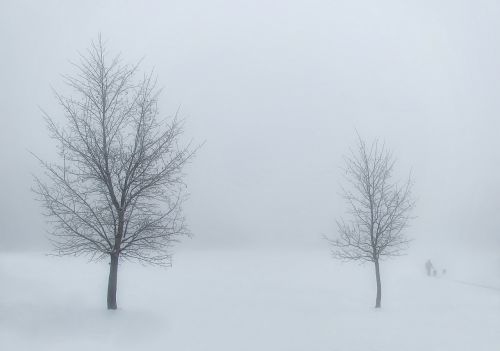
[0,248,499,351]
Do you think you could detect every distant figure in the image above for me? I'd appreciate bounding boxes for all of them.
[425,259,434,276]
[442,269,447,275]
[432,269,437,277]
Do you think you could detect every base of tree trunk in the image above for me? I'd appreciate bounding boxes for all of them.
[374,259,382,308]
[107,254,119,310]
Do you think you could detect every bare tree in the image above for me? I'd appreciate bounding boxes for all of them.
[326,135,415,308]
[33,36,195,310]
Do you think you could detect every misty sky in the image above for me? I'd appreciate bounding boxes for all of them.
[1,0,499,252]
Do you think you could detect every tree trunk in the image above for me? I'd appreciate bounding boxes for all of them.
[107,253,119,310]
[374,259,382,308]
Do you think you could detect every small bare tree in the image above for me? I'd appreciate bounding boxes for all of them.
[326,136,415,308]
[33,36,195,310]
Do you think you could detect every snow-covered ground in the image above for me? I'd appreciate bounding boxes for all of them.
[1,247,499,351]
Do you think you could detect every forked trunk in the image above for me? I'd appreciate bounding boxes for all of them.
[107,253,119,310]
[374,259,382,308]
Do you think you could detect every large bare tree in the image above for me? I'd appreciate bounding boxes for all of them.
[326,136,415,308]
[33,37,195,310]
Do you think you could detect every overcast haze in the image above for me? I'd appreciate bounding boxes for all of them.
[1,0,500,252]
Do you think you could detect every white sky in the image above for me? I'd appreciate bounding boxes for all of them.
[1,0,499,251]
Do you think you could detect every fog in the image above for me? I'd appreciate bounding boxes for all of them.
[1,0,500,253]
[2,2,500,350]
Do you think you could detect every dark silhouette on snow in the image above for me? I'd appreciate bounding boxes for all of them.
[33,36,196,310]
[326,135,415,308]
[425,259,434,276]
